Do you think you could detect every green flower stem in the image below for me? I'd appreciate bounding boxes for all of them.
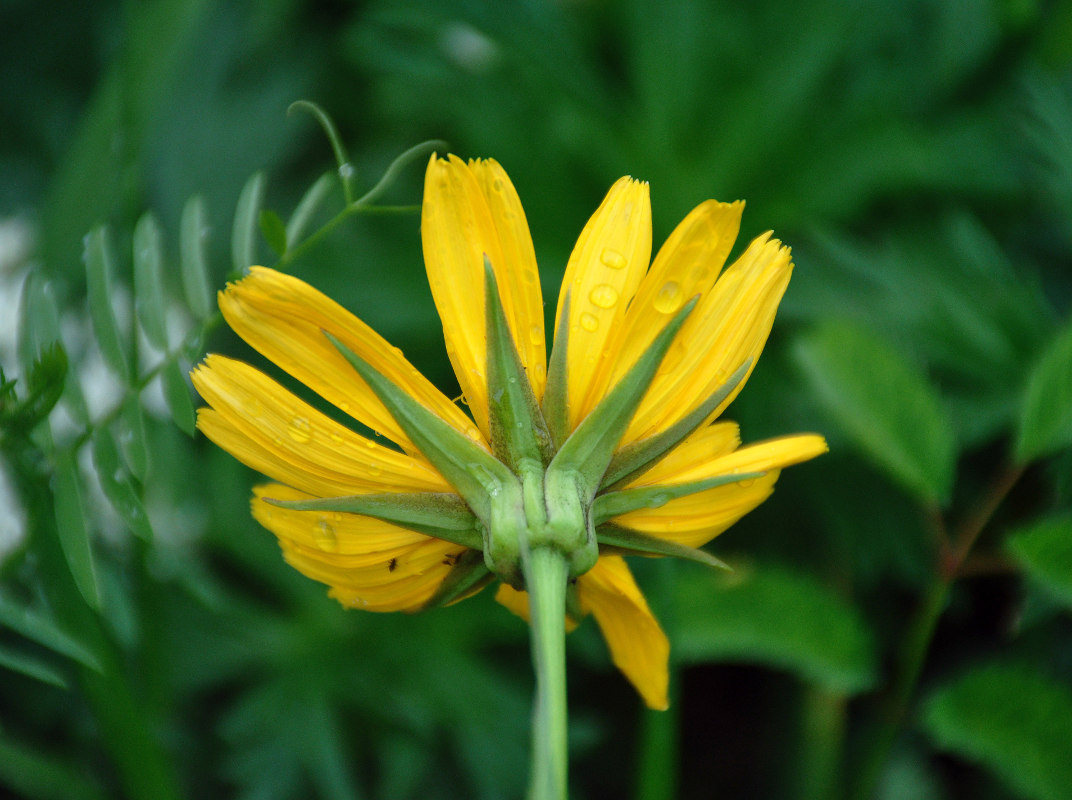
[523,545,571,800]
[795,686,847,800]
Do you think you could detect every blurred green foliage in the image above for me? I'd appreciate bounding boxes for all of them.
[2,0,1072,798]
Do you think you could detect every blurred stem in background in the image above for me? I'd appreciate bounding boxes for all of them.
[852,463,1026,800]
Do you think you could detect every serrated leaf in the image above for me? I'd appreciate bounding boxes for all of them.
[286,172,334,247]
[180,195,213,318]
[83,226,131,382]
[1007,515,1072,608]
[161,358,196,436]
[922,664,1072,800]
[794,321,955,505]
[1016,319,1072,462]
[92,427,153,541]
[0,644,68,688]
[51,452,101,610]
[133,212,169,349]
[0,595,101,670]
[232,171,267,272]
[258,209,287,257]
[119,395,150,482]
[671,563,876,693]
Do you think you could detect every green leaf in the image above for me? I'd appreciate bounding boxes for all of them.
[601,360,750,489]
[180,194,213,318]
[264,491,482,549]
[0,595,101,671]
[325,331,513,525]
[592,471,764,524]
[484,258,554,470]
[286,172,335,247]
[1016,318,1072,462]
[83,226,131,382]
[258,209,288,257]
[1007,515,1072,608]
[92,427,154,541]
[133,211,169,349]
[922,664,1072,800]
[232,171,267,272]
[0,644,67,688]
[794,320,955,505]
[119,395,151,482]
[161,358,197,436]
[596,525,731,570]
[672,563,876,693]
[288,100,354,203]
[548,298,696,502]
[52,452,101,610]
[17,273,63,371]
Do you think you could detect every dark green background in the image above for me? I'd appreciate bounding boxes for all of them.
[2,1,1072,798]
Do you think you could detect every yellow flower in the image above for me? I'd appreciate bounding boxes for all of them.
[191,155,826,711]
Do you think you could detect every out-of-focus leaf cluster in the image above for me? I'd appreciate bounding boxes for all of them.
[2,0,1072,799]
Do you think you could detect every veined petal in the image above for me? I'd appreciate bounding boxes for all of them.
[253,484,462,613]
[469,158,547,398]
[580,200,743,418]
[554,177,652,431]
[192,355,449,496]
[649,433,829,487]
[219,267,483,455]
[422,155,544,433]
[576,556,668,710]
[623,233,792,444]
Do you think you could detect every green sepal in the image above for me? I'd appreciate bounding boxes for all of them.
[541,292,572,449]
[484,257,554,470]
[597,524,732,571]
[547,298,696,503]
[421,549,494,610]
[262,491,483,550]
[592,471,766,525]
[601,360,751,490]
[325,331,515,525]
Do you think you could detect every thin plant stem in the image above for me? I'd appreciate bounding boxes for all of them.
[850,463,1025,800]
[523,545,570,800]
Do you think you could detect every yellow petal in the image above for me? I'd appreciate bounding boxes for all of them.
[581,200,743,416]
[616,431,827,548]
[422,155,546,433]
[612,472,780,548]
[192,355,450,496]
[623,233,792,444]
[468,158,547,398]
[252,484,462,612]
[554,177,652,430]
[576,556,669,710]
[219,267,484,455]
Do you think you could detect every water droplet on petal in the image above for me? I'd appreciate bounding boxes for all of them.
[244,398,264,418]
[580,312,599,332]
[600,249,627,269]
[287,417,312,443]
[330,433,344,444]
[653,280,683,314]
[492,178,504,191]
[369,464,383,477]
[529,325,544,346]
[315,519,338,551]
[589,284,619,309]
[465,425,482,442]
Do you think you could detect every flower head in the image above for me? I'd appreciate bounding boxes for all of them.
[192,155,826,710]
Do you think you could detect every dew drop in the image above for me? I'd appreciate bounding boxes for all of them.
[330,433,344,445]
[465,425,482,442]
[368,464,383,477]
[580,312,599,332]
[529,325,544,346]
[648,492,672,509]
[314,519,338,551]
[589,284,619,309]
[492,177,504,191]
[600,249,627,269]
[736,477,755,488]
[244,398,264,418]
[338,401,351,412]
[653,280,683,314]
[287,417,313,443]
